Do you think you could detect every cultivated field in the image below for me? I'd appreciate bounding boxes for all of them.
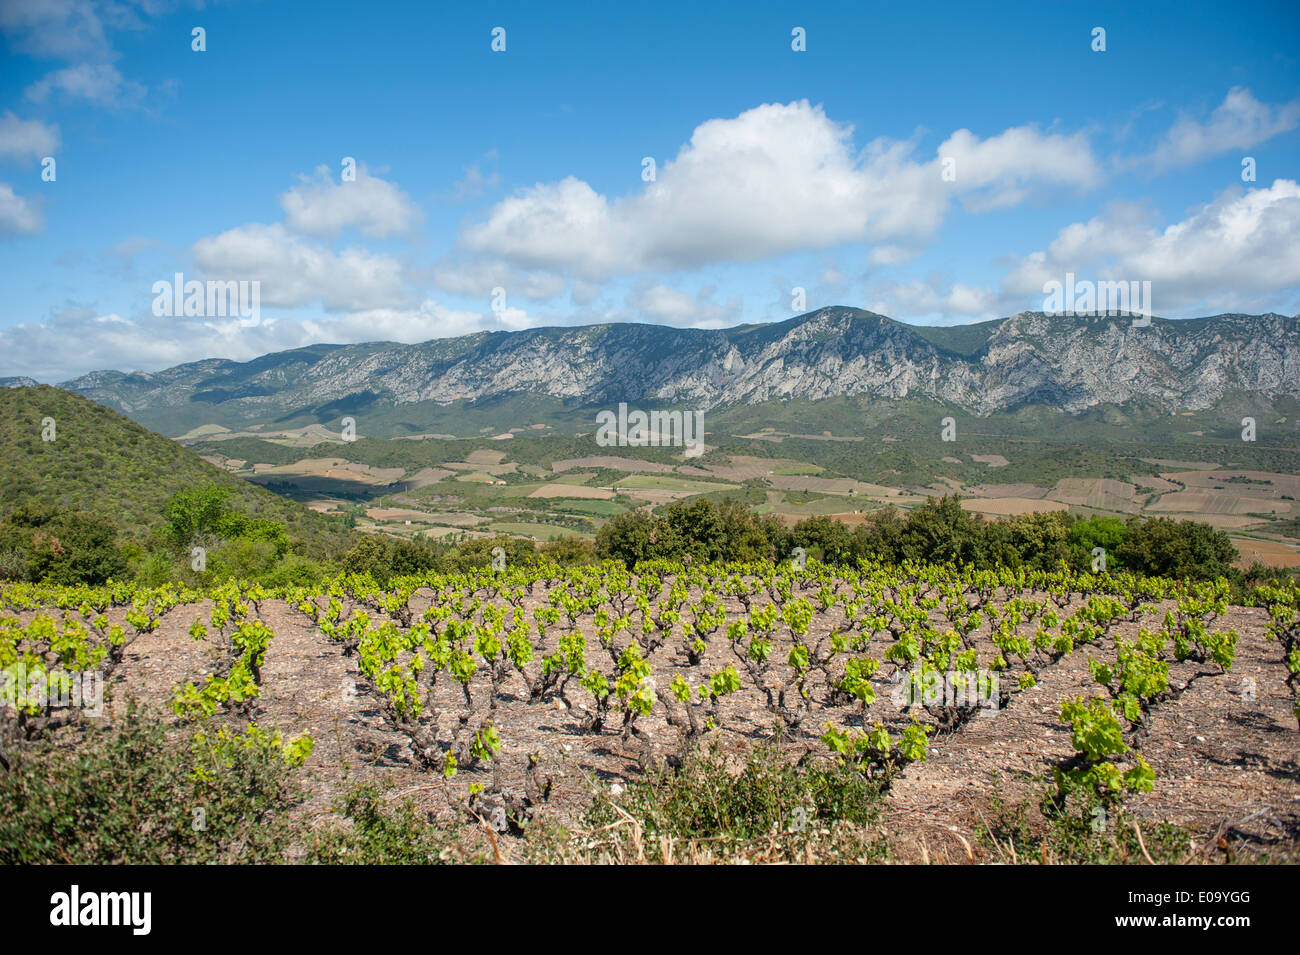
[189,433,1300,558]
[6,564,1297,863]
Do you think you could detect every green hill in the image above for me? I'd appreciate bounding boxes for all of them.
[0,385,355,560]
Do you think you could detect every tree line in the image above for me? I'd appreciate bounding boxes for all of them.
[591,495,1255,583]
[0,485,1288,595]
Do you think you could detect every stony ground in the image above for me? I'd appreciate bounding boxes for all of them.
[76,590,1300,863]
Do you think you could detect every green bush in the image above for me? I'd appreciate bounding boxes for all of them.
[0,706,305,864]
[205,537,280,582]
[0,546,27,582]
[595,498,783,566]
[594,495,1258,584]
[257,554,327,589]
[304,784,481,864]
[163,485,234,549]
[1069,515,1127,569]
[134,549,179,587]
[1115,517,1237,581]
[4,509,128,585]
[566,744,888,863]
[976,784,1190,864]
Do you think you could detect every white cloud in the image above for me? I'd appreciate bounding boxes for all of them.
[192,223,411,311]
[0,111,59,161]
[0,299,512,382]
[570,280,600,306]
[1002,180,1300,313]
[25,62,146,108]
[0,0,117,59]
[461,176,623,278]
[492,306,534,331]
[106,234,160,267]
[868,244,921,267]
[1145,87,1300,171]
[0,307,263,381]
[865,277,999,321]
[306,299,493,342]
[431,258,566,301]
[3,1,167,109]
[459,101,1103,279]
[820,266,848,289]
[518,271,566,300]
[0,182,43,234]
[939,125,1102,212]
[281,164,421,238]
[446,160,501,200]
[626,283,741,327]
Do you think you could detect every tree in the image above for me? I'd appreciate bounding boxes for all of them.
[213,513,291,558]
[1115,518,1237,581]
[341,535,396,583]
[447,535,535,573]
[660,498,728,562]
[25,512,127,585]
[540,536,596,565]
[898,496,985,566]
[163,485,234,550]
[595,510,658,566]
[206,538,280,583]
[1069,515,1126,571]
[1004,511,1074,571]
[852,507,904,563]
[717,498,782,563]
[791,515,855,565]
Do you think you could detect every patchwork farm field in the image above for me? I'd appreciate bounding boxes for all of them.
[189,427,1300,566]
[5,564,1297,864]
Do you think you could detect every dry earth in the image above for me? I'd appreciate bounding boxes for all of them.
[65,581,1300,864]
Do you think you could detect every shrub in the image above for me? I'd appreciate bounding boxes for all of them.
[205,537,280,582]
[564,744,888,863]
[22,511,127,585]
[0,546,27,582]
[304,784,482,864]
[1115,517,1237,581]
[0,706,306,864]
[134,549,178,587]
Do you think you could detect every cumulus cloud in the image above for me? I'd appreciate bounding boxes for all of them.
[25,62,146,108]
[1144,87,1300,171]
[0,298,511,382]
[192,223,411,311]
[431,258,567,301]
[0,0,119,59]
[1002,180,1300,313]
[868,244,921,267]
[0,111,59,161]
[458,100,1103,280]
[0,182,43,234]
[939,125,1102,212]
[2,0,170,109]
[865,277,999,322]
[0,307,222,381]
[304,299,494,343]
[625,282,741,327]
[280,164,422,238]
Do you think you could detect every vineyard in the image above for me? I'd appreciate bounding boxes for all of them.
[2,560,1298,863]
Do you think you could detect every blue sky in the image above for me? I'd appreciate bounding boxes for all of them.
[0,0,1297,381]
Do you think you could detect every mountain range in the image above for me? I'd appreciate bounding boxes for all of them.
[12,308,1298,438]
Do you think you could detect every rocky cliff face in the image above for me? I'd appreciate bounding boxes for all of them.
[59,308,1300,432]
